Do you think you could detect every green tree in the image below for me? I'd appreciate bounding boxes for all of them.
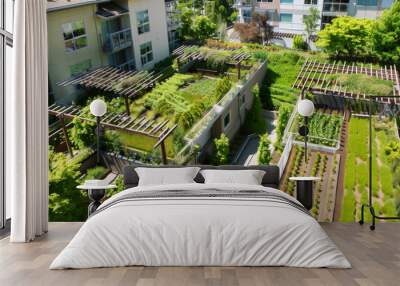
[214,133,229,165]
[257,133,272,165]
[371,1,400,64]
[179,7,195,39]
[192,15,217,41]
[48,149,88,221]
[69,116,96,149]
[304,7,320,44]
[317,16,373,58]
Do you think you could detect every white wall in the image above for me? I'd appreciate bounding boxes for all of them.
[128,0,170,70]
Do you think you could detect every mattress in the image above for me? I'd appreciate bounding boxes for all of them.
[50,183,351,269]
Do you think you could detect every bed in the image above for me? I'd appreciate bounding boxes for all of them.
[50,165,351,269]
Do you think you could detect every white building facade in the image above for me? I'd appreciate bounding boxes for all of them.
[235,0,394,47]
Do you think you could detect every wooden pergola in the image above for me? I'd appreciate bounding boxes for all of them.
[49,103,177,164]
[57,66,166,115]
[272,32,317,42]
[292,59,400,105]
[172,45,251,79]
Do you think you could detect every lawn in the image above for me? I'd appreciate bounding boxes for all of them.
[341,117,399,222]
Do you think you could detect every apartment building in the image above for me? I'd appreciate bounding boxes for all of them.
[235,0,394,46]
[47,0,170,103]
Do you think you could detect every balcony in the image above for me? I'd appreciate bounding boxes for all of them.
[102,28,132,53]
[322,2,349,14]
[117,59,136,71]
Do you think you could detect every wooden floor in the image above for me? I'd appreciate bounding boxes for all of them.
[0,222,399,286]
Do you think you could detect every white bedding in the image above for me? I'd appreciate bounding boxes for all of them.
[50,183,351,269]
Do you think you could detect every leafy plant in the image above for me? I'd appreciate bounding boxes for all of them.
[215,76,232,100]
[192,15,217,41]
[317,16,374,58]
[258,134,272,165]
[214,133,230,165]
[303,7,320,43]
[293,35,307,51]
[371,2,400,65]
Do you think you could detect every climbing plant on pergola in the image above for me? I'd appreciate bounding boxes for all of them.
[49,103,177,165]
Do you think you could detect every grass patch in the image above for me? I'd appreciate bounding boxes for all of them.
[328,73,393,97]
[341,117,398,222]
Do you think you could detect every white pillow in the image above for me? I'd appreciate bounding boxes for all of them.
[200,169,266,185]
[135,167,201,186]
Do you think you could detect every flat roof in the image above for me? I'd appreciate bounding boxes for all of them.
[47,0,111,12]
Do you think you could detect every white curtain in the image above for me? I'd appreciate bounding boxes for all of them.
[7,0,48,242]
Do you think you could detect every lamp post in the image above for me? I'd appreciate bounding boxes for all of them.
[297,99,315,163]
[90,99,107,164]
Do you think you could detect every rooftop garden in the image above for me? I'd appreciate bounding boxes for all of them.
[341,117,400,222]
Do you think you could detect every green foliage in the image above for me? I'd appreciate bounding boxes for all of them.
[303,7,320,42]
[108,175,125,197]
[48,149,88,222]
[327,73,393,97]
[69,107,96,149]
[341,117,399,222]
[198,47,232,71]
[215,76,232,100]
[257,133,272,165]
[275,105,292,150]
[113,71,149,92]
[292,35,307,51]
[371,2,400,65]
[296,112,343,147]
[317,16,374,58]
[179,7,194,39]
[192,15,217,41]
[214,133,229,165]
[243,86,267,135]
[83,166,109,180]
[251,50,268,62]
[262,51,304,110]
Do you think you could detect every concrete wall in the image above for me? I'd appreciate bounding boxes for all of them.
[128,0,170,70]
[48,4,104,103]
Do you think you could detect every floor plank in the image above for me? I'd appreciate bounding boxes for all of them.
[0,222,399,286]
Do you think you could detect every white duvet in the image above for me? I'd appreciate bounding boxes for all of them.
[50,183,351,269]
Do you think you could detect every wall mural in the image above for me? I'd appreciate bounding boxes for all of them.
[47,2,400,223]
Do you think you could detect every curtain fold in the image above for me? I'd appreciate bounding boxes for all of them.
[7,0,48,242]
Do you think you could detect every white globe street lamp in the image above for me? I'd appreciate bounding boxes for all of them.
[90,99,107,163]
[297,99,315,162]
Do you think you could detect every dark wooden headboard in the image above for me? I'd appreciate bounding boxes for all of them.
[123,165,280,189]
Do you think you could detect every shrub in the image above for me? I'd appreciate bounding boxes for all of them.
[258,134,272,165]
[215,77,232,100]
[243,86,267,134]
[293,35,307,50]
[317,16,374,58]
[214,133,230,165]
[83,166,109,180]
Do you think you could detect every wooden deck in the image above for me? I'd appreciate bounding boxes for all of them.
[0,222,399,286]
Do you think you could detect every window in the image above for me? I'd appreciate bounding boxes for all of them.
[223,112,231,129]
[137,10,150,34]
[140,42,153,65]
[257,0,273,2]
[61,20,87,52]
[357,0,377,5]
[280,13,293,23]
[70,60,92,77]
[280,0,293,3]
[304,0,318,4]
[1,0,14,230]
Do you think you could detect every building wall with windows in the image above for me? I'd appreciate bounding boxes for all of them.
[235,0,394,43]
[128,0,170,70]
[47,0,170,103]
[47,4,107,103]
